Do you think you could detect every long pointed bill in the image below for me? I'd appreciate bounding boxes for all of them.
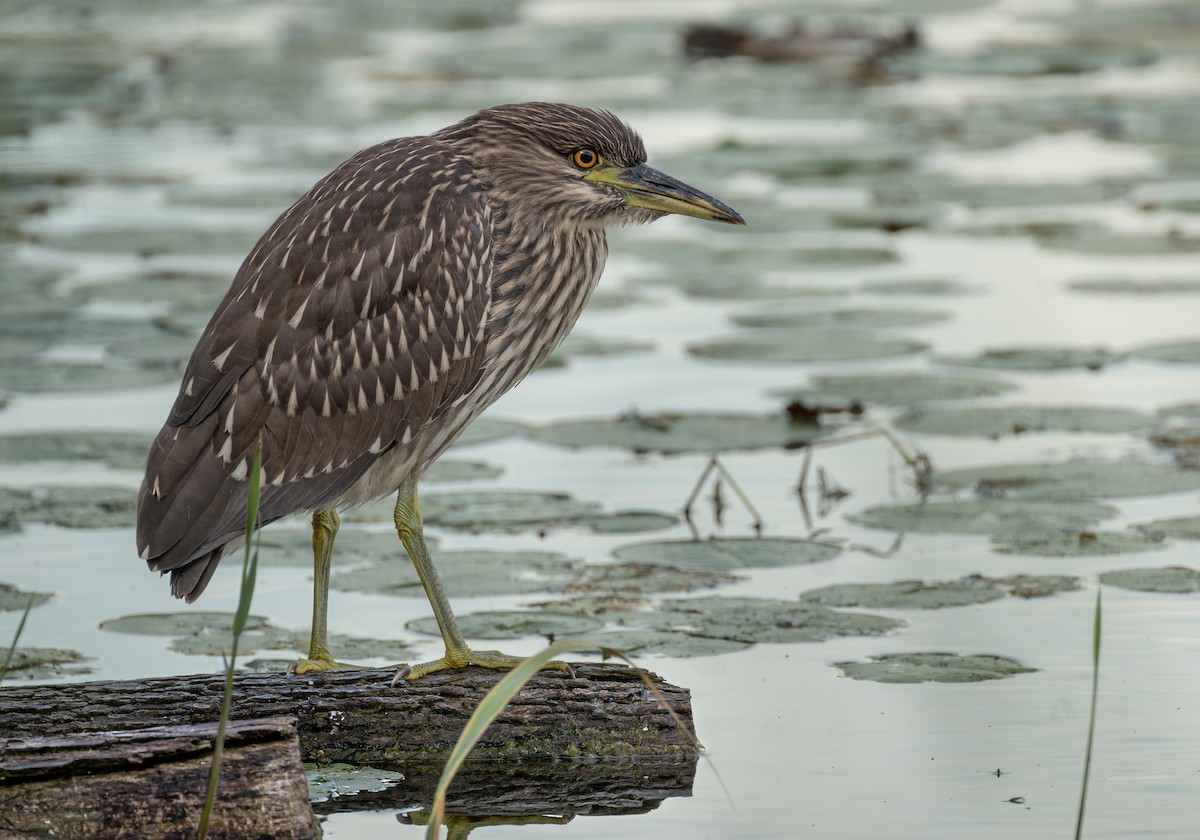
[586,163,745,225]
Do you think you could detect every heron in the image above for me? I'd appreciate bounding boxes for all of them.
[136,102,744,678]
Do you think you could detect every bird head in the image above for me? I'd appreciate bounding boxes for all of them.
[436,102,745,228]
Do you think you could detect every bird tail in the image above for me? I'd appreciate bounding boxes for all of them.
[168,545,226,602]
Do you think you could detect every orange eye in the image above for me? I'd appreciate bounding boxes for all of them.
[572,148,602,170]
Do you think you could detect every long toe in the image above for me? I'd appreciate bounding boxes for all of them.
[395,649,574,681]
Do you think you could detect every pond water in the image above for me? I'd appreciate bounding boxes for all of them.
[2,0,1199,837]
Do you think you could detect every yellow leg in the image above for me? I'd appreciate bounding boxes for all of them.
[291,508,344,674]
[393,479,571,680]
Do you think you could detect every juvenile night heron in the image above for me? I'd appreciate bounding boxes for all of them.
[137,102,743,678]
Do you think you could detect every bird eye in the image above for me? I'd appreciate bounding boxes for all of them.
[571,148,602,170]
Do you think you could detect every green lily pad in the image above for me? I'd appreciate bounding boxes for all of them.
[529,412,826,453]
[934,461,1200,500]
[331,550,582,598]
[898,405,1154,438]
[306,763,405,804]
[802,578,1004,610]
[543,331,655,367]
[935,345,1120,371]
[448,418,527,448]
[0,431,153,470]
[0,647,94,680]
[834,652,1037,684]
[170,625,416,659]
[562,563,742,595]
[641,596,904,644]
[774,371,1017,406]
[730,307,949,331]
[613,537,841,571]
[252,528,415,567]
[849,499,1116,535]
[1136,516,1200,540]
[0,582,52,611]
[100,612,272,636]
[689,328,927,364]
[1040,231,1200,256]
[992,530,1166,557]
[406,610,603,640]
[1130,339,1200,365]
[0,361,179,392]
[587,510,679,534]
[586,289,650,311]
[0,486,137,528]
[860,277,978,296]
[41,228,257,257]
[1099,566,1200,594]
[993,574,1083,599]
[422,458,505,483]
[1066,276,1200,295]
[420,490,601,532]
[575,629,752,658]
[108,334,199,368]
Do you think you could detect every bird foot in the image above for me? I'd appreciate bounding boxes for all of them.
[289,655,369,675]
[392,648,574,683]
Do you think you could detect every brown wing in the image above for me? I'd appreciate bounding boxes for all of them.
[137,136,492,599]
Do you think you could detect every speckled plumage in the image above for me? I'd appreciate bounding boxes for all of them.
[137,103,659,600]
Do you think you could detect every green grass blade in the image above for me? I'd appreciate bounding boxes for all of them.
[423,641,704,840]
[1074,586,1102,840]
[0,594,36,685]
[198,442,263,840]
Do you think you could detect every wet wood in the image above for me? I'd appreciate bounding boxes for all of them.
[0,663,695,764]
[0,716,315,839]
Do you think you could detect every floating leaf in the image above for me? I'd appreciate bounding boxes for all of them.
[587,510,679,534]
[529,412,825,453]
[331,550,582,598]
[934,461,1200,499]
[0,583,52,612]
[420,490,601,532]
[0,647,93,680]
[1041,231,1200,255]
[774,371,1017,406]
[562,562,742,595]
[1099,566,1200,594]
[641,596,904,643]
[41,228,256,257]
[860,277,977,296]
[544,331,655,367]
[1130,339,1200,365]
[235,527,414,567]
[406,610,602,640]
[422,458,505,483]
[100,611,272,637]
[0,431,153,470]
[0,486,137,528]
[935,345,1120,371]
[849,499,1116,535]
[613,537,841,571]
[802,578,1004,610]
[731,307,949,331]
[992,530,1166,557]
[575,629,751,658]
[1136,516,1200,540]
[448,418,527,448]
[0,362,178,392]
[834,652,1037,684]
[898,405,1153,438]
[689,328,927,364]
[306,763,405,804]
[1066,276,1200,295]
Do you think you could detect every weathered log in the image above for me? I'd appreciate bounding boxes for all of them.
[0,716,316,840]
[0,664,695,764]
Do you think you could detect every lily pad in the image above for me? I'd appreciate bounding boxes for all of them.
[306,763,405,804]
[529,412,826,454]
[41,228,256,257]
[170,625,416,659]
[1130,339,1200,365]
[253,528,414,567]
[640,596,904,644]
[0,647,94,680]
[1040,231,1200,256]
[849,499,1116,535]
[587,510,679,534]
[1066,276,1200,295]
[834,652,1037,684]
[0,582,52,611]
[562,563,742,595]
[730,307,949,331]
[100,612,272,637]
[420,490,601,532]
[1099,566,1200,594]
[422,458,505,484]
[860,277,977,296]
[613,537,841,571]
[774,371,1017,406]
[0,361,179,392]
[406,610,602,640]
[1136,516,1200,540]
[544,331,655,367]
[575,629,752,659]
[933,461,1200,500]
[0,486,137,528]
[935,345,1120,371]
[0,431,153,470]
[689,328,927,364]
[992,530,1166,557]
[331,550,582,598]
[448,418,527,448]
[802,578,1004,610]
[897,405,1154,438]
